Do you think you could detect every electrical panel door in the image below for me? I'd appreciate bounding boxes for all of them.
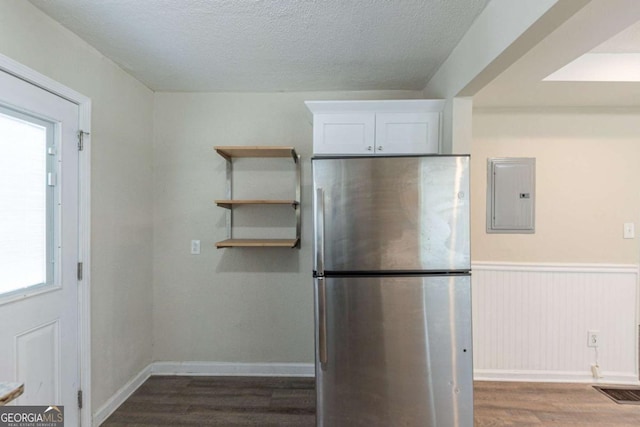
[487,158,535,233]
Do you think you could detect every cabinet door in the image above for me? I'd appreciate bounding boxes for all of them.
[313,113,375,155]
[375,112,440,154]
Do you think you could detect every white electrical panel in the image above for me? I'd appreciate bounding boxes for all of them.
[487,158,535,233]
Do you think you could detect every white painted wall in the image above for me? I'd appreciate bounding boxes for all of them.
[152,90,423,364]
[0,0,155,413]
[422,0,587,153]
[425,0,566,98]
[472,109,640,383]
[473,109,640,264]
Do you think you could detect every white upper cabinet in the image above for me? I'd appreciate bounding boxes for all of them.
[313,113,375,154]
[375,112,440,154]
[305,100,444,155]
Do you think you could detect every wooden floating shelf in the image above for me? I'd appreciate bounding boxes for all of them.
[214,145,301,249]
[216,238,300,248]
[215,199,299,209]
[214,146,298,162]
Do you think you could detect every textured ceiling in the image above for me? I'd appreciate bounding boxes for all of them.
[29,0,490,92]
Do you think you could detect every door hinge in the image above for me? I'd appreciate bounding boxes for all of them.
[78,130,90,151]
[47,172,57,187]
[77,262,83,281]
[77,389,83,409]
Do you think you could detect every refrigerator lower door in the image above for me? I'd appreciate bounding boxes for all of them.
[314,275,473,427]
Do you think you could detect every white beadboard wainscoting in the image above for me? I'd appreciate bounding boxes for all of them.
[472,262,640,384]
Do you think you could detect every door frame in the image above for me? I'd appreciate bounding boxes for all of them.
[0,53,92,426]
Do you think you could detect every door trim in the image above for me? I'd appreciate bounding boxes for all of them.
[0,53,92,427]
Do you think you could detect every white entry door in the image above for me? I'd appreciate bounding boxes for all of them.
[0,69,80,425]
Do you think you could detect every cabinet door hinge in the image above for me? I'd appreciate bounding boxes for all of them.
[77,262,83,281]
[78,130,90,151]
[77,389,83,409]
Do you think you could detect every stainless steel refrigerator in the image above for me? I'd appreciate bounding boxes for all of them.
[312,155,473,427]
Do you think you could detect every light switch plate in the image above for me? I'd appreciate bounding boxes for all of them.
[191,239,201,254]
[624,223,635,239]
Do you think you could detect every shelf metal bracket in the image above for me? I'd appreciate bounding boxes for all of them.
[295,154,301,248]
[225,156,233,239]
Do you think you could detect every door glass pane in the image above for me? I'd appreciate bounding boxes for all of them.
[0,108,52,296]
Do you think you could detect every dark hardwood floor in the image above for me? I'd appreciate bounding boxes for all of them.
[474,381,640,426]
[103,376,315,426]
[102,376,640,426]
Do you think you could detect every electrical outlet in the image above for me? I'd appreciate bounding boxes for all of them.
[624,222,635,239]
[587,330,600,348]
[191,239,201,255]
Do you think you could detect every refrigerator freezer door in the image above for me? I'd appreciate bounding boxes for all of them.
[315,275,473,427]
[312,156,470,273]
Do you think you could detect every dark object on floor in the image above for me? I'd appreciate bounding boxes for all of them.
[595,386,640,404]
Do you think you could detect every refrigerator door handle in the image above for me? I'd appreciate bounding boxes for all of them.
[315,188,325,275]
[318,276,328,366]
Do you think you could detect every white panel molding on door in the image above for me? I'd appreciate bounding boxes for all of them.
[15,320,61,405]
[0,53,92,426]
[471,261,639,385]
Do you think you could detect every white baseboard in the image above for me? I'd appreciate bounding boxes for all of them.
[94,361,640,426]
[151,361,315,377]
[475,369,640,385]
[93,364,151,426]
[93,361,313,425]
